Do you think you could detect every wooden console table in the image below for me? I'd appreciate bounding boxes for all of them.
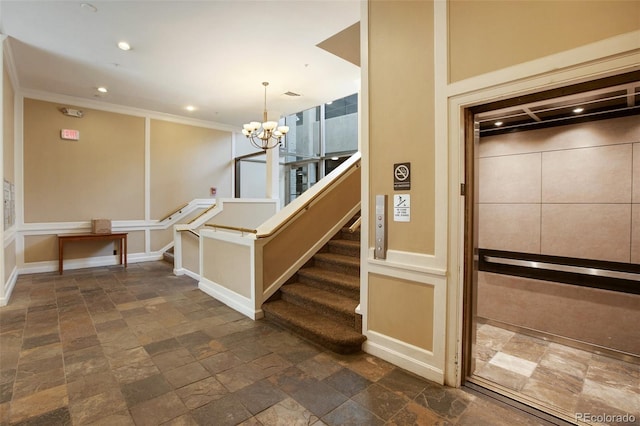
[58,233,128,274]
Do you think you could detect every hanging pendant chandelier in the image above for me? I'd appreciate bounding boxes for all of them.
[242,82,289,150]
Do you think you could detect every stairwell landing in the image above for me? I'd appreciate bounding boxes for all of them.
[262,216,365,354]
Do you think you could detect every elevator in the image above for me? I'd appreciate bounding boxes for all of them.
[463,74,640,425]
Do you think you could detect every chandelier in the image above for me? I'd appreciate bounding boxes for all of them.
[242,82,289,150]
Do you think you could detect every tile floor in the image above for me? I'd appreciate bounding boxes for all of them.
[1,261,553,426]
[474,323,640,426]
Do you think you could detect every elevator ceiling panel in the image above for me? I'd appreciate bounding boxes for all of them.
[477,80,640,135]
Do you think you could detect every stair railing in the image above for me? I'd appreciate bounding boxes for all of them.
[348,217,362,233]
[198,152,361,320]
[178,229,200,238]
[188,204,217,224]
[159,203,190,222]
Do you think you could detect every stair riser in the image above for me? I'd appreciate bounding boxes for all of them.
[297,275,359,300]
[313,258,359,277]
[162,252,175,265]
[281,292,356,328]
[328,242,360,258]
[339,230,360,242]
[263,310,363,354]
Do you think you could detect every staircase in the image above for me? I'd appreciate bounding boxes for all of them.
[163,247,175,265]
[262,216,366,354]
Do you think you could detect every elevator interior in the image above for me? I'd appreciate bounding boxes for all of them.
[465,75,640,425]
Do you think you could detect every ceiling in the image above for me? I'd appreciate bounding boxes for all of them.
[0,0,361,128]
[477,80,640,136]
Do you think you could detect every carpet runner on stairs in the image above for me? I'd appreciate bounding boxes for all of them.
[262,218,365,354]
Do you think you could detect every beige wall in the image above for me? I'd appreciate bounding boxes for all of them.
[23,98,145,222]
[20,98,233,265]
[150,119,231,219]
[369,273,434,351]
[3,65,14,182]
[181,232,200,274]
[151,228,173,252]
[478,115,640,263]
[448,0,640,82]
[202,237,251,299]
[368,0,435,256]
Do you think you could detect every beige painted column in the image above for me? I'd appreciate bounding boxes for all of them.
[266,147,279,200]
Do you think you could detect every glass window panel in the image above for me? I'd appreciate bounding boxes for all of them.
[285,161,318,204]
[284,106,320,158]
[325,93,358,155]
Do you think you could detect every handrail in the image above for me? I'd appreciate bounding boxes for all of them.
[188,204,217,224]
[479,248,640,295]
[348,216,361,233]
[178,229,200,238]
[256,155,361,239]
[484,255,640,282]
[204,223,258,234]
[160,203,189,222]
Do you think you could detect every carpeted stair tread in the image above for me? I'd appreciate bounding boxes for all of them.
[262,300,365,354]
[297,267,359,296]
[327,239,360,257]
[281,283,358,320]
[313,252,360,269]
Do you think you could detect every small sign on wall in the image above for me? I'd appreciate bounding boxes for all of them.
[393,162,411,190]
[393,194,410,222]
[61,129,80,141]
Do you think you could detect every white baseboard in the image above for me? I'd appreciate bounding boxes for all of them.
[199,277,263,320]
[1,266,18,307]
[19,252,164,275]
[363,332,444,384]
[173,267,200,282]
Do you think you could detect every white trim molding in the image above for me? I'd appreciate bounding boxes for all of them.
[364,330,444,384]
[1,266,18,307]
[445,34,640,388]
[367,248,446,277]
[199,276,263,320]
[16,198,216,275]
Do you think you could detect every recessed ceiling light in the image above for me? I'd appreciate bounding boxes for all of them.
[331,156,339,160]
[185,105,196,112]
[494,121,503,127]
[118,41,131,51]
[326,101,333,105]
[573,107,584,113]
[97,87,108,93]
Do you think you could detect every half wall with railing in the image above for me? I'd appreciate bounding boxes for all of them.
[173,198,279,280]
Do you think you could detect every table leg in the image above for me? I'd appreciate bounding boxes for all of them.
[124,234,128,268]
[58,239,64,275]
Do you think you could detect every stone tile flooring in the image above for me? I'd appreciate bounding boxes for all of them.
[0,261,552,425]
[474,323,640,425]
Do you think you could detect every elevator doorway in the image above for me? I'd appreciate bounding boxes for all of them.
[463,74,640,425]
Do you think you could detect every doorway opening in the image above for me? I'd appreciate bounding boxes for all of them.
[462,71,640,424]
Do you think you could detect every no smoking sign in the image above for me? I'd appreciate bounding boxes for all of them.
[393,162,411,190]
